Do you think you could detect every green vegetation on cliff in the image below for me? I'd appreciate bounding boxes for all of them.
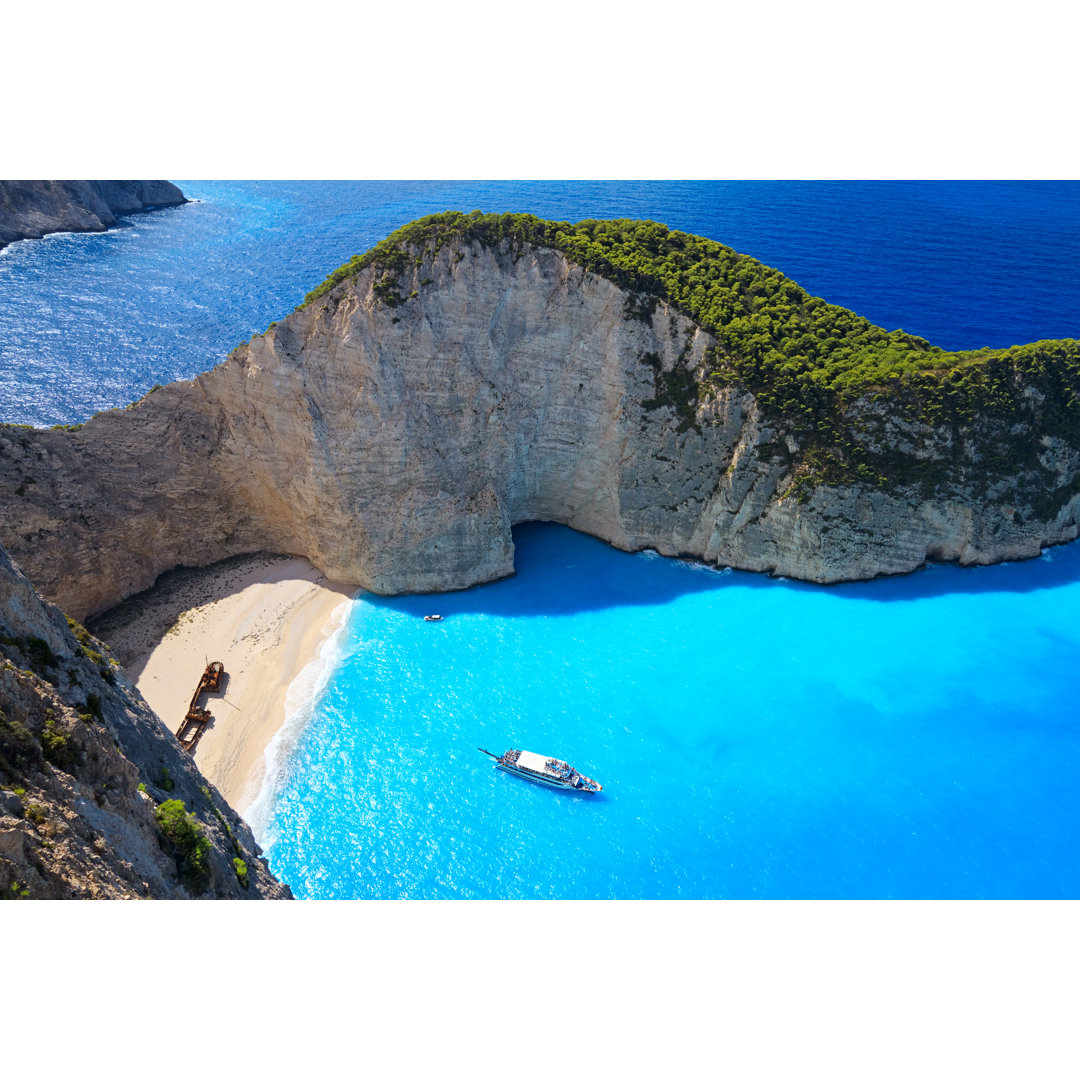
[153,799,211,891]
[298,211,1080,496]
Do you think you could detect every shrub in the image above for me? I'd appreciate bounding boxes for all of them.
[0,635,58,680]
[0,711,41,777]
[153,799,211,891]
[39,719,78,773]
[232,857,248,888]
[65,617,105,666]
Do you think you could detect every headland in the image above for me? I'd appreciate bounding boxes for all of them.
[2,212,1077,627]
[0,180,187,248]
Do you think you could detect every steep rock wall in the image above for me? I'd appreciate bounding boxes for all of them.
[0,239,1078,621]
[0,543,289,899]
[0,181,186,248]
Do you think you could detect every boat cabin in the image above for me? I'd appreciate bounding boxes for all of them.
[514,750,574,779]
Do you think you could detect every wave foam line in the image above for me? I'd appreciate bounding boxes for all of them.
[242,596,354,847]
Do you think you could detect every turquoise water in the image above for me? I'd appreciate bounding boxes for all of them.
[255,525,1080,899]
[2,180,1077,898]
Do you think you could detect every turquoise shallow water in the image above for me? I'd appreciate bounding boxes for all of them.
[2,181,1077,899]
[255,524,1080,899]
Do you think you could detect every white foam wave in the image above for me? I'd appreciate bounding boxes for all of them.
[638,548,733,576]
[37,226,125,244]
[677,558,729,575]
[242,597,354,846]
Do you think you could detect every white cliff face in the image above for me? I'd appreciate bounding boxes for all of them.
[1,239,1078,620]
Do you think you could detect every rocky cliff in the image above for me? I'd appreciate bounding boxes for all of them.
[0,181,186,248]
[0,543,289,899]
[0,217,1078,624]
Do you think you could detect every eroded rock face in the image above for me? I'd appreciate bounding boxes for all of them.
[0,239,1078,621]
[0,544,289,899]
[0,180,186,248]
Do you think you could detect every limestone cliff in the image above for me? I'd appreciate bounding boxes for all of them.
[0,227,1078,624]
[0,544,289,899]
[0,181,186,248]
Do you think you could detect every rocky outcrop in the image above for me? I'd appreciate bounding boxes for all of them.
[0,237,1078,623]
[0,543,289,899]
[0,181,186,248]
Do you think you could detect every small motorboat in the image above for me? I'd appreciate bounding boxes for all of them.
[478,747,602,792]
[423,614,443,622]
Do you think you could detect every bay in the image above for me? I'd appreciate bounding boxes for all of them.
[2,181,1077,898]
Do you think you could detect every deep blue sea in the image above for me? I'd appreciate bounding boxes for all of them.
[2,181,1079,426]
[2,181,1077,898]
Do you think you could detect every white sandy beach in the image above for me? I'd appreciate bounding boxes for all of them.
[93,554,354,812]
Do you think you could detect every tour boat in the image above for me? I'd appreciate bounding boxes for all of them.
[478,747,602,792]
[424,614,443,622]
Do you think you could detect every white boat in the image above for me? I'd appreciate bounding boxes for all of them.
[479,747,602,792]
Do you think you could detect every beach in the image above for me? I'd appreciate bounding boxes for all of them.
[91,553,354,812]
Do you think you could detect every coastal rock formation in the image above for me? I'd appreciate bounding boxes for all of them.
[0,180,186,248]
[0,228,1078,623]
[0,543,290,899]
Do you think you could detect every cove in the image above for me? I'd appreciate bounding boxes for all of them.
[254,524,1080,899]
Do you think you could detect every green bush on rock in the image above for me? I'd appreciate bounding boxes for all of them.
[39,719,78,774]
[153,799,211,891]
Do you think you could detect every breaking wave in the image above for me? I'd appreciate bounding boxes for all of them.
[242,597,353,845]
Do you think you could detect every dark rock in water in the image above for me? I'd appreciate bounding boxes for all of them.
[0,180,186,248]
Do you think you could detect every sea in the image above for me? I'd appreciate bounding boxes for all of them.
[2,181,1078,898]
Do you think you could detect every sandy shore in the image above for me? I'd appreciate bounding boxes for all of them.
[91,553,354,812]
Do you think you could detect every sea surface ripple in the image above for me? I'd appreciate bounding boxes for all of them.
[256,525,1080,899]
[2,181,1078,426]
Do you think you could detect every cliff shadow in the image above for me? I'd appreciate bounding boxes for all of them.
[832,538,1080,603]
[363,523,730,620]
[365,522,1080,620]
[88,552,303,678]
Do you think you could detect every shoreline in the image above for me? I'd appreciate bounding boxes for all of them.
[91,553,355,813]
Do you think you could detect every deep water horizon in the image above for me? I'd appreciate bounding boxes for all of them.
[2,180,1079,426]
